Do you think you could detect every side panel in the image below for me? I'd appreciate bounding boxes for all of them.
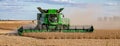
[37,13,45,24]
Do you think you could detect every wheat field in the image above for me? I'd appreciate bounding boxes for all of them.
[0,35,120,46]
[0,20,120,46]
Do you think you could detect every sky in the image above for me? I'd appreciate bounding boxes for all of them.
[0,0,120,20]
[0,0,120,29]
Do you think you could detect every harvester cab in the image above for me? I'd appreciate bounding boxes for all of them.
[18,7,94,35]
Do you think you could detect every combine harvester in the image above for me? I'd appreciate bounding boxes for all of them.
[18,7,94,39]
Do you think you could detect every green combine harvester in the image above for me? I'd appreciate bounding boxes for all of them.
[18,7,94,35]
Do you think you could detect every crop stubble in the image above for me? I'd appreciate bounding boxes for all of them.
[0,35,120,46]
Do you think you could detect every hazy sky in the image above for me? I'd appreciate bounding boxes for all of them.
[0,0,120,20]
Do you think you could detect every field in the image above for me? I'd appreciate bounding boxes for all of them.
[0,35,120,46]
[0,20,120,46]
[0,20,34,34]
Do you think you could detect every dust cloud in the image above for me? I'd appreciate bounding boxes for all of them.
[63,7,120,30]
